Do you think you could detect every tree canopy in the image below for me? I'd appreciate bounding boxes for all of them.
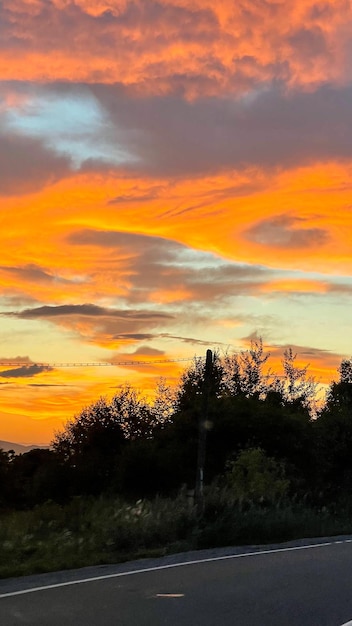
[2,340,352,509]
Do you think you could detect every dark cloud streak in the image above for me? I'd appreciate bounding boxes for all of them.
[5,304,172,321]
[0,264,73,284]
[68,228,272,303]
[0,365,53,378]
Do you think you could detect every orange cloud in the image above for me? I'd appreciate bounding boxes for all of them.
[2,1,352,445]
[1,162,352,304]
[0,0,351,95]
[149,287,193,304]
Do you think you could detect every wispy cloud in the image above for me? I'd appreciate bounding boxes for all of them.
[1,0,352,444]
[9,304,172,320]
[68,228,275,304]
[0,264,77,284]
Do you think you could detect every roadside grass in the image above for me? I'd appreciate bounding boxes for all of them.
[0,494,195,578]
[1,489,352,579]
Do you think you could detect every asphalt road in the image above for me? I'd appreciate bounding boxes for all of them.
[1,538,352,625]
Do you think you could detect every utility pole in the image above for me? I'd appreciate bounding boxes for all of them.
[195,348,213,510]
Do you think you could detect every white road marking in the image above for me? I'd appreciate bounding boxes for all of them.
[340,622,352,625]
[1,538,352,599]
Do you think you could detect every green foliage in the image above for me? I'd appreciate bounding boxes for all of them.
[224,448,290,505]
[0,494,196,577]
[2,490,352,579]
[195,489,350,548]
[206,391,312,491]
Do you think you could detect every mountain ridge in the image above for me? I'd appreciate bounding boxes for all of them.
[0,440,48,455]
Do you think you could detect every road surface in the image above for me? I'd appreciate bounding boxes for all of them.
[1,537,352,625]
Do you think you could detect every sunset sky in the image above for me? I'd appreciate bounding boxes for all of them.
[1,0,352,445]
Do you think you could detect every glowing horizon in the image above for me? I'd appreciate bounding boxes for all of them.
[1,0,352,444]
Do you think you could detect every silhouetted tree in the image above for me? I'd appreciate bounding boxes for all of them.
[151,377,177,426]
[0,448,14,508]
[221,338,275,398]
[314,358,352,498]
[110,385,155,440]
[237,338,270,397]
[280,348,317,412]
[52,397,125,495]
[9,449,69,507]
[338,358,352,384]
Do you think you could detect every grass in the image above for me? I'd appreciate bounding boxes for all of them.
[0,494,195,578]
[1,489,352,579]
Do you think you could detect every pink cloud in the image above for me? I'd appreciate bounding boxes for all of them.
[0,1,351,95]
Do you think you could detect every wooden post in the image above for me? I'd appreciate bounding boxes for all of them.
[195,349,213,510]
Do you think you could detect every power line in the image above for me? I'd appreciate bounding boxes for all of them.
[0,357,196,368]
[0,358,288,378]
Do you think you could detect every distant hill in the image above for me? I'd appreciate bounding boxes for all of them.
[0,440,48,455]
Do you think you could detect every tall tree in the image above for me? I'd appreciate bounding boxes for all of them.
[221,338,273,398]
[151,377,177,426]
[110,385,155,440]
[338,358,352,384]
[176,352,223,412]
[52,396,125,495]
[239,337,270,397]
[281,348,317,412]
[314,358,352,497]
[53,397,124,460]
[0,448,14,508]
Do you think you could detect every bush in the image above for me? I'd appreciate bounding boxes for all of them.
[224,447,290,505]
